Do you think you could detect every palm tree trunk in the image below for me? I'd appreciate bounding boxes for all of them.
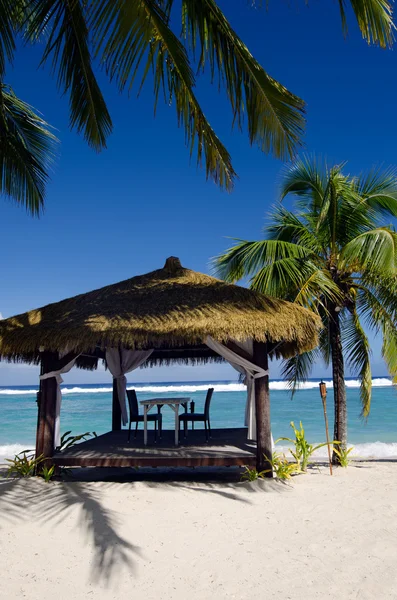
[329,309,347,463]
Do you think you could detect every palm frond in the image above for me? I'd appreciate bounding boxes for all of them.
[0,0,16,76]
[281,348,318,396]
[339,227,397,272]
[356,283,397,385]
[250,258,316,298]
[250,260,342,312]
[338,0,394,48]
[316,168,347,250]
[25,0,112,151]
[0,85,58,215]
[358,273,397,330]
[293,268,342,312]
[213,239,313,283]
[335,187,375,246]
[180,0,305,159]
[279,155,327,212]
[343,309,372,417]
[91,0,235,189]
[319,313,331,366]
[266,205,325,254]
[381,321,397,384]
[355,166,397,218]
[251,0,394,48]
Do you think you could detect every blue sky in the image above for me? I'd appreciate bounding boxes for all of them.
[1,2,395,385]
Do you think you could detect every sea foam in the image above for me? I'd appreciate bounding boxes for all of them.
[0,378,393,396]
[277,441,397,460]
[1,441,397,464]
[0,444,34,464]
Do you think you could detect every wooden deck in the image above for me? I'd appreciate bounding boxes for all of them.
[52,428,257,468]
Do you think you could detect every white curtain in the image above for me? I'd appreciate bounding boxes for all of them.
[40,355,79,449]
[205,336,269,441]
[106,347,153,425]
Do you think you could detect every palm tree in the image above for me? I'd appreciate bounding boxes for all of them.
[0,0,394,212]
[215,156,397,462]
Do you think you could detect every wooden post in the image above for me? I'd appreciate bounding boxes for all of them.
[253,341,272,477]
[112,379,122,431]
[36,352,58,461]
[319,381,333,476]
[42,377,58,460]
[35,358,45,459]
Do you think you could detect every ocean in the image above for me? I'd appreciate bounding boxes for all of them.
[1,378,397,462]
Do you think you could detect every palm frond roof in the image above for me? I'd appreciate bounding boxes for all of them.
[0,257,321,363]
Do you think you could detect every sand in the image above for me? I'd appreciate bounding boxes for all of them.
[1,463,397,600]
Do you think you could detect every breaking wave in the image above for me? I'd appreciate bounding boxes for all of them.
[0,377,393,396]
[1,441,397,464]
[277,441,397,460]
[0,444,34,464]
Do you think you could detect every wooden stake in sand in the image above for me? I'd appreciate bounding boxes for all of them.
[319,381,333,476]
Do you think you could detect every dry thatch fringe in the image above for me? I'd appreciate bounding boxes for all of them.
[143,354,225,369]
[0,257,321,365]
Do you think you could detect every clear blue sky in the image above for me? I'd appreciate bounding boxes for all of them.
[1,2,394,385]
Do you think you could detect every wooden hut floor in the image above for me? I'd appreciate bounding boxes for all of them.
[52,427,256,468]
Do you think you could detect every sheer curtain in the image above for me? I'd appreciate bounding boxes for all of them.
[205,336,269,441]
[106,348,153,425]
[40,355,79,449]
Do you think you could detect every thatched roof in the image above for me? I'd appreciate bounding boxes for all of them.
[0,257,321,365]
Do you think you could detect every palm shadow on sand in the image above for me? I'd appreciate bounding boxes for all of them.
[0,476,140,585]
[0,464,293,586]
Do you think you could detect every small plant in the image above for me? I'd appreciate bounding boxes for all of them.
[6,451,45,478]
[333,445,354,467]
[40,464,56,482]
[263,452,299,481]
[242,455,298,482]
[57,430,97,451]
[241,466,261,481]
[277,421,334,472]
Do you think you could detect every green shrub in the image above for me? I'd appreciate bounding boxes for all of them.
[277,421,333,472]
[333,446,354,467]
[40,464,56,482]
[6,451,45,478]
[57,430,97,451]
[241,466,262,481]
[242,453,299,482]
[264,452,299,481]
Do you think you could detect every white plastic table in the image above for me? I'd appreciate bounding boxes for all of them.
[140,397,190,446]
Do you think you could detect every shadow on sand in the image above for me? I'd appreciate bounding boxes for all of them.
[0,474,140,584]
[0,465,290,584]
[60,465,292,499]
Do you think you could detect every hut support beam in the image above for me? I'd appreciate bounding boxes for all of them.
[112,379,122,431]
[253,341,272,477]
[36,352,58,461]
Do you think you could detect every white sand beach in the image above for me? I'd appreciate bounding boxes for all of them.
[1,463,397,600]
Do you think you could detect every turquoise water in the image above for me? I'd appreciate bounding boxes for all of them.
[1,379,397,460]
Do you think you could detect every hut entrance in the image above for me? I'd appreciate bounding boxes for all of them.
[36,337,270,472]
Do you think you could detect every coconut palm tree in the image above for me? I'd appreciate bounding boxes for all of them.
[0,0,394,213]
[215,157,397,462]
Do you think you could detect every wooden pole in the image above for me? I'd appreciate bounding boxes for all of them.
[253,341,272,477]
[112,379,122,431]
[42,377,58,460]
[35,357,45,459]
[37,352,58,461]
[319,381,333,476]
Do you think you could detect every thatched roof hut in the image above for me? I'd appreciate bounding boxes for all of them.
[0,256,320,364]
[1,257,321,474]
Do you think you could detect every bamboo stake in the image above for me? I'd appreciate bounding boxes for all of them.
[319,381,333,476]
